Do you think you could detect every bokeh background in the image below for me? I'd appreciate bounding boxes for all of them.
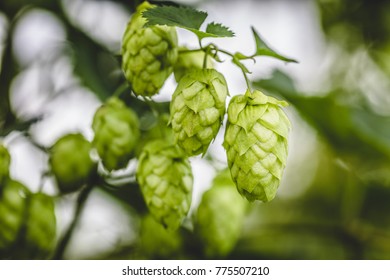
[1,0,390,259]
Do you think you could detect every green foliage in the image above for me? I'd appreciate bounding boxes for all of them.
[143,5,234,39]
[5,0,389,261]
[0,145,11,185]
[251,27,298,63]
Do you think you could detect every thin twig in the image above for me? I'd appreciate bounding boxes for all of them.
[53,184,94,259]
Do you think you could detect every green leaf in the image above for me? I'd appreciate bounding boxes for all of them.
[143,6,207,30]
[252,27,298,63]
[143,6,234,39]
[205,22,234,37]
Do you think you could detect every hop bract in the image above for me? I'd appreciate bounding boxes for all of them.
[0,144,11,185]
[122,1,178,96]
[223,90,290,202]
[50,133,95,193]
[170,69,229,156]
[92,97,140,171]
[195,169,247,258]
[0,180,30,255]
[136,140,193,230]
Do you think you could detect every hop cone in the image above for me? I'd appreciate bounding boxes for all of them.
[195,169,247,258]
[0,180,30,256]
[139,214,182,259]
[122,1,178,96]
[173,48,212,82]
[136,140,193,230]
[22,193,56,259]
[50,133,95,193]
[170,69,229,156]
[0,144,11,185]
[223,90,291,202]
[92,97,140,171]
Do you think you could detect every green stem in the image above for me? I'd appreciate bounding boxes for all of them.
[112,82,129,98]
[53,183,94,259]
[141,96,159,117]
[201,44,253,92]
[242,69,251,91]
[203,49,209,69]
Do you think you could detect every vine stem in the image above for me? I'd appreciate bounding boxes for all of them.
[241,68,252,90]
[112,82,129,98]
[53,183,94,259]
[191,42,254,92]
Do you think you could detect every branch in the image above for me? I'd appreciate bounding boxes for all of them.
[53,184,94,259]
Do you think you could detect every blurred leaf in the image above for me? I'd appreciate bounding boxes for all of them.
[68,33,118,101]
[253,69,390,159]
[0,15,18,132]
[235,227,358,259]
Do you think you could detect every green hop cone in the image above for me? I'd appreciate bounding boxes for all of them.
[170,68,229,156]
[223,89,291,202]
[50,133,95,193]
[173,48,213,82]
[136,139,193,230]
[0,180,30,256]
[22,193,56,259]
[139,214,182,259]
[122,1,178,96]
[195,169,247,258]
[92,97,140,171]
[0,144,11,185]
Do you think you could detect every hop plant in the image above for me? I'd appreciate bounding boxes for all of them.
[0,144,11,185]
[173,48,213,82]
[139,214,182,258]
[92,97,140,171]
[195,169,247,258]
[170,68,229,156]
[50,133,95,193]
[0,180,30,256]
[0,182,56,259]
[22,193,56,259]
[121,1,178,96]
[223,90,291,202]
[136,139,193,230]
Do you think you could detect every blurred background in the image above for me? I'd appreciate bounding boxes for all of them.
[0,0,390,259]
